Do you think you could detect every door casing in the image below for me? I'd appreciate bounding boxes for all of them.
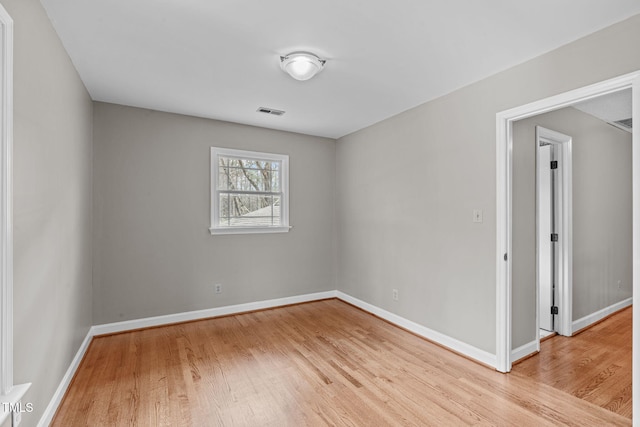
[535,126,572,343]
[496,72,639,383]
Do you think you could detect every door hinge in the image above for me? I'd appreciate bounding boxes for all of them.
[551,306,559,315]
[550,160,558,169]
[551,233,558,242]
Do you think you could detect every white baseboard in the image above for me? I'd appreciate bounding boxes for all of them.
[37,329,93,427]
[92,291,498,369]
[38,291,336,426]
[572,297,632,334]
[336,291,497,368]
[92,290,338,336]
[41,289,499,425]
[511,340,538,363]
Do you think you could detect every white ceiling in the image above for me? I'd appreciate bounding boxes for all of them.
[573,88,632,124]
[40,0,640,139]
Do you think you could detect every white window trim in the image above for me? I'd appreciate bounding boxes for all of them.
[0,4,30,425]
[210,147,290,235]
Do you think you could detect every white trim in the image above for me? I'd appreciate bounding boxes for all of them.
[49,281,624,427]
[495,109,512,373]
[210,146,290,235]
[336,291,497,368]
[632,73,640,427]
[535,126,573,337]
[572,298,633,334]
[556,135,573,337]
[209,226,291,235]
[0,2,12,396]
[93,290,500,369]
[496,70,640,374]
[40,290,502,423]
[92,291,337,336]
[39,291,336,426]
[0,7,29,425]
[497,72,640,123]
[211,147,288,163]
[511,340,538,363]
[37,330,93,427]
[536,140,552,334]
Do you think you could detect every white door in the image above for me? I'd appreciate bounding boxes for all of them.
[538,143,555,332]
[536,126,571,336]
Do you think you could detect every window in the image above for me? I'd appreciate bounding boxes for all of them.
[210,147,289,235]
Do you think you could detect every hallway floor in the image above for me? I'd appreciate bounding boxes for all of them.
[512,306,632,418]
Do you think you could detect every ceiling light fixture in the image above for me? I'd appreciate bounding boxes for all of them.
[280,52,326,81]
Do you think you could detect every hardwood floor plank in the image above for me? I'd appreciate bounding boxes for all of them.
[512,305,632,420]
[53,299,631,426]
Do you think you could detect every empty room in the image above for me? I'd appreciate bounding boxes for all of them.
[0,0,639,426]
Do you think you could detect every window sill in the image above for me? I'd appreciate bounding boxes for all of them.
[0,383,31,425]
[209,226,291,236]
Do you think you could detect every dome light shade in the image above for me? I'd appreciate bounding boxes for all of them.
[280,52,326,81]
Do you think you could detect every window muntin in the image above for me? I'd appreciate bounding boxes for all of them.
[210,147,289,234]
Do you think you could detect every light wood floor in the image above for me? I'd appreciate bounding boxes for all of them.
[512,305,632,418]
[52,299,631,426]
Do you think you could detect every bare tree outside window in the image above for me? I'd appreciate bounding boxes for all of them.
[210,147,289,235]
[218,157,282,226]
[211,147,289,234]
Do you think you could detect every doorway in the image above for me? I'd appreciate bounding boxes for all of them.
[505,85,633,366]
[495,71,640,422]
[510,106,632,417]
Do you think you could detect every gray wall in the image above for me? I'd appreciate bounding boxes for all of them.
[3,4,640,425]
[335,14,640,354]
[512,107,632,348]
[92,103,336,324]
[2,0,94,426]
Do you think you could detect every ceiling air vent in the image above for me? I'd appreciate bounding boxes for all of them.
[608,117,632,133]
[615,118,632,129]
[257,107,285,116]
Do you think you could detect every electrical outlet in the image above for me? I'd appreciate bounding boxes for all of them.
[392,289,399,301]
[473,209,483,223]
[214,284,222,294]
[618,280,622,289]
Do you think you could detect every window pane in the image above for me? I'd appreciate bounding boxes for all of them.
[212,148,288,233]
[218,193,281,227]
[221,158,241,168]
[218,170,230,190]
[219,194,229,224]
[218,156,281,193]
